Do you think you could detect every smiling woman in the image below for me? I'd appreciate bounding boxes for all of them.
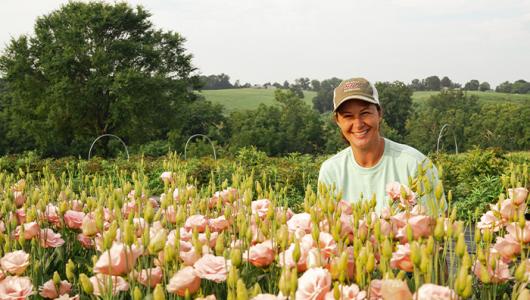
[318,77,442,214]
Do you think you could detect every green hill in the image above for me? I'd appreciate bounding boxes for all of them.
[199,88,529,112]
[198,88,317,112]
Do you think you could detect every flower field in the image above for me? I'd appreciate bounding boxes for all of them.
[0,155,528,299]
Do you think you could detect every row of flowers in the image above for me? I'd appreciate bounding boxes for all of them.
[0,163,527,299]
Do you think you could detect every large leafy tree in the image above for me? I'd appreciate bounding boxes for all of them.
[0,2,205,156]
[374,81,413,139]
[312,77,342,113]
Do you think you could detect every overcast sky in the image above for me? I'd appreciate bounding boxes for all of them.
[2,0,530,87]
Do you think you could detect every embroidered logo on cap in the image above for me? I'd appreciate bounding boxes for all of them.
[343,80,363,92]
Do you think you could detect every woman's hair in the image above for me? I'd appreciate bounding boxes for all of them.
[334,104,383,145]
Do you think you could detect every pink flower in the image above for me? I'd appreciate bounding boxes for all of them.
[77,234,94,249]
[135,267,163,288]
[164,205,177,224]
[499,198,525,220]
[295,267,332,300]
[380,280,412,300]
[39,279,72,299]
[386,182,416,207]
[89,274,129,296]
[509,187,528,206]
[160,171,175,184]
[70,200,84,211]
[196,295,217,300]
[253,295,285,300]
[209,216,230,232]
[369,280,383,299]
[185,215,208,233]
[43,204,61,226]
[13,191,26,208]
[318,232,338,259]
[252,199,272,219]
[40,228,65,248]
[193,254,230,283]
[93,243,143,276]
[63,210,85,230]
[245,240,275,267]
[324,283,366,300]
[390,244,413,272]
[0,250,30,275]
[14,209,26,225]
[81,214,98,236]
[337,200,353,215]
[473,258,510,283]
[0,276,34,299]
[287,213,312,233]
[506,222,530,243]
[396,215,433,242]
[54,294,80,300]
[493,235,521,261]
[477,211,502,232]
[166,266,201,296]
[180,247,201,266]
[414,284,456,300]
[15,222,40,240]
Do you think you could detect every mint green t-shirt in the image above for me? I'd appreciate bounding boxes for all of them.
[318,138,439,214]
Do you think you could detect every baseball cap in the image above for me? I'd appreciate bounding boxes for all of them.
[333,77,380,112]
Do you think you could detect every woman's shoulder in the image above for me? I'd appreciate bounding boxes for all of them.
[384,138,428,163]
[320,147,351,168]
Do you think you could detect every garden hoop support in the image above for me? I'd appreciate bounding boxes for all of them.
[436,123,459,154]
[184,134,217,160]
[88,134,130,160]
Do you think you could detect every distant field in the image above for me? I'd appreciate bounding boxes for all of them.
[412,91,530,105]
[199,88,317,112]
[200,88,529,112]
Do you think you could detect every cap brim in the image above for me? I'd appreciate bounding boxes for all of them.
[333,95,379,112]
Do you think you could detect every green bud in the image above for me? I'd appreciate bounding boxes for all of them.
[236,279,248,300]
[133,286,143,300]
[153,284,165,300]
[231,248,242,268]
[79,273,93,295]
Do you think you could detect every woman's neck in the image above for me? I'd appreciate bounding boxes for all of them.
[351,137,385,168]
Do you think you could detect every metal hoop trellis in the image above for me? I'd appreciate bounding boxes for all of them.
[184,134,217,160]
[88,134,130,160]
[436,124,459,154]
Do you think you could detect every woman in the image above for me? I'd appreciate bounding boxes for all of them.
[318,77,442,214]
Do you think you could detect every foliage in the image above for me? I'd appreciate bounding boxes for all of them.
[312,77,342,113]
[495,79,530,94]
[0,2,210,157]
[375,81,413,138]
[464,80,480,91]
[200,73,233,89]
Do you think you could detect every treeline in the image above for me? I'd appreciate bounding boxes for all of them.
[0,2,528,159]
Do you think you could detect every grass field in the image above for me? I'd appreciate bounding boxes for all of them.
[199,88,530,112]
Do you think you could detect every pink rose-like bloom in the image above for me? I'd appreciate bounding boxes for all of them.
[166,266,201,296]
[193,254,230,283]
[77,234,94,249]
[160,171,175,184]
[43,204,61,226]
[396,215,433,242]
[386,182,416,207]
[477,211,502,232]
[252,295,285,300]
[252,199,272,219]
[0,250,30,275]
[93,243,143,276]
[15,209,26,225]
[135,267,163,288]
[13,191,26,208]
[39,279,72,299]
[63,210,85,230]
[509,187,529,206]
[295,267,332,300]
[499,198,526,220]
[185,215,208,233]
[473,258,510,283]
[54,294,80,300]
[81,214,98,236]
[208,216,230,232]
[380,280,412,300]
[506,222,530,243]
[15,222,40,240]
[493,235,521,261]
[245,240,275,267]
[40,228,65,248]
[337,200,353,215]
[70,200,84,211]
[318,232,338,259]
[390,244,414,272]
[369,279,383,299]
[89,274,129,296]
[414,284,456,300]
[287,213,312,233]
[324,283,366,300]
[0,276,34,299]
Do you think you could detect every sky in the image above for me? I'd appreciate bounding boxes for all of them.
[2,0,530,87]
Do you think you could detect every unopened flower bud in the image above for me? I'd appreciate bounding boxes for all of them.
[79,273,93,294]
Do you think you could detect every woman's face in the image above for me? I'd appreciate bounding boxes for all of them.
[335,100,382,151]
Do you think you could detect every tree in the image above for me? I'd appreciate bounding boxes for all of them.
[294,77,310,90]
[464,80,480,91]
[424,76,441,91]
[289,84,304,98]
[495,81,512,93]
[511,80,530,94]
[310,79,321,91]
[479,82,490,92]
[440,76,452,89]
[374,81,413,139]
[200,73,233,89]
[272,82,282,89]
[409,79,424,91]
[312,77,342,113]
[283,80,290,89]
[0,2,208,156]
